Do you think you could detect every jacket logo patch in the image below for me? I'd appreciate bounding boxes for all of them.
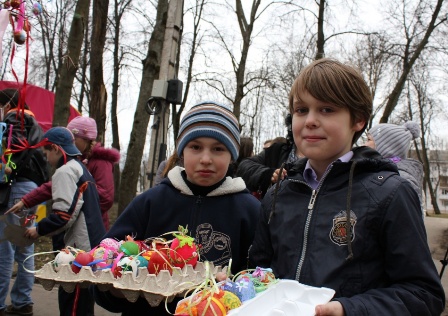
[330,210,357,246]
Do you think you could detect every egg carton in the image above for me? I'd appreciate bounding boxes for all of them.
[35,261,223,307]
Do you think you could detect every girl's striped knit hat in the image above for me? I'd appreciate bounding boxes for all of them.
[176,101,240,161]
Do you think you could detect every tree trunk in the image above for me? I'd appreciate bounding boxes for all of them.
[233,0,260,121]
[118,0,168,215]
[315,0,325,60]
[53,0,91,127]
[90,0,109,143]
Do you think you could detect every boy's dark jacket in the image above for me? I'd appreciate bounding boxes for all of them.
[93,166,260,314]
[249,146,445,316]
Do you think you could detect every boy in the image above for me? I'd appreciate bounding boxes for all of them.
[9,127,105,316]
[248,59,445,316]
[92,101,260,315]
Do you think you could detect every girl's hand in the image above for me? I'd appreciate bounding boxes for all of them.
[4,200,25,215]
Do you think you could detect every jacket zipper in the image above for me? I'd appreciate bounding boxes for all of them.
[191,195,202,229]
[294,166,333,281]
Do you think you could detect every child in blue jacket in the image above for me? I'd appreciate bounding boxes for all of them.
[249,59,445,316]
[92,101,260,315]
[8,127,105,316]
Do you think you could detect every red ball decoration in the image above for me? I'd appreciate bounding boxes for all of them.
[13,30,26,45]
[71,252,94,274]
[10,0,20,9]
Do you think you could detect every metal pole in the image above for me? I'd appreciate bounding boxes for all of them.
[145,0,183,190]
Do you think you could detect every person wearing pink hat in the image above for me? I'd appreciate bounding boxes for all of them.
[8,116,120,233]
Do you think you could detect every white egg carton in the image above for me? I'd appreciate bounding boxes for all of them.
[227,279,335,316]
[35,261,223,307]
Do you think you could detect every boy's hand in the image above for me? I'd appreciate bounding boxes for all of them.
[271,168,287,184]
[24,227,39,240]
[4,200,25,215]
[315,301,344,316]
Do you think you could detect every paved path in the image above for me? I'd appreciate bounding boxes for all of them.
[6,216,448,315]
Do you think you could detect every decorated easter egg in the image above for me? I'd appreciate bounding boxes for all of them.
[147,250,172,275]
[117,256,138,278]
[10,0,20,9]
[13,30,26,45]
[134,255,148,268]
[32,2,42,15]
[71,252,94,274]
[195,296,226,316]
[119,241,139,256]
[100,238,121,252]
[168,231,198,268]
[53,250,75,272]
[220,277,256,302]
[219,290,241,311]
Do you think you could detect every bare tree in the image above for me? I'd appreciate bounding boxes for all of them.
[53,0,91,126]
[409,68,442,214]
[110,0,133,201]
[380,0,447,123]
[90,0,109,143]
[171,0,207,143]
[118,0,168,215]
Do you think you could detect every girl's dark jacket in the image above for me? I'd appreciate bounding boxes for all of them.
[93,166,260,314]
[249,146,445,316]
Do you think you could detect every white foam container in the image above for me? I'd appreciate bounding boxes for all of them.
[227,280,335,316]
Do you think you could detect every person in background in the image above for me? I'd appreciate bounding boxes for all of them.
[6,127,105,316]
[236,114,301,199]
[365,121,425,217]
[263,139,272,149]
[229,136,254,177]
[0,88,48,316]
[153,151,182,186]
[249,58,444,315]
[92,101,260,315]
[67,117,120,230]
[8,117,120,232]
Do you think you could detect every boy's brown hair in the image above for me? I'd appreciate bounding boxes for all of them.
[289,58,372,144]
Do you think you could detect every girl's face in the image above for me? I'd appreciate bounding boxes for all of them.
[74,136,90,154]
[364,134,376,149]
[182,137,231,187]
[292,90,365,178]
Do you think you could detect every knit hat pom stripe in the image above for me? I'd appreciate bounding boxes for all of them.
[179,114,240,141]
[176,102,240,161]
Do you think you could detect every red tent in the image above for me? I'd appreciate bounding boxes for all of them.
[0,81,80,131]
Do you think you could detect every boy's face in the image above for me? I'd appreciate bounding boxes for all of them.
[43,145,63,167]
[292,90,365,175]
[182,137,231,187]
